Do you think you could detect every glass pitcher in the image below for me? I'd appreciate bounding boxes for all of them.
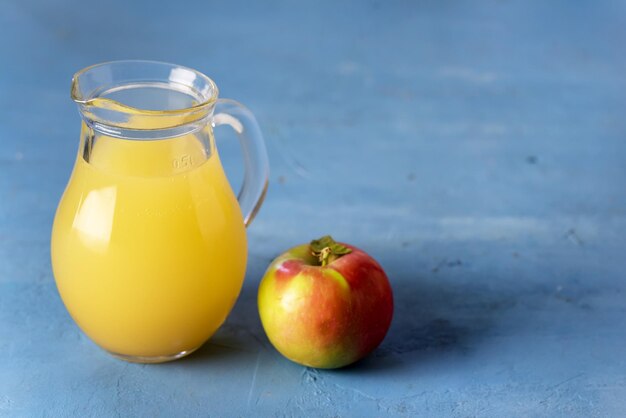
[51,60,269,363]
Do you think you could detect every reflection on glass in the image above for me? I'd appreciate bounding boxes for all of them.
[72,186,116,251]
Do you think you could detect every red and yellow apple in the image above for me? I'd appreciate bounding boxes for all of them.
[258,236,393,369]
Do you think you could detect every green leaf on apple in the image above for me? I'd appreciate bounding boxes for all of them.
[310,235,352,266]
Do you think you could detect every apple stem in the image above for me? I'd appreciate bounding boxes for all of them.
[319,247,335,267]
[310,235,352,267]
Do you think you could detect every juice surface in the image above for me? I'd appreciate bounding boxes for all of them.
[51,133,247,357]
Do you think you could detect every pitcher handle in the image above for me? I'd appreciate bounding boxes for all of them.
[212,99,269,227]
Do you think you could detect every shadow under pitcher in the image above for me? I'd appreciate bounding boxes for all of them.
[51,60,269,363]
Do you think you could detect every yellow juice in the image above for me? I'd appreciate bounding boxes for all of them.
[51,131,247,358]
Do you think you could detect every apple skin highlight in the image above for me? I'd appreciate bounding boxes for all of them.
[258,242,394,369]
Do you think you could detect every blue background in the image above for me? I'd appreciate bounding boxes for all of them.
[1,0,626,416]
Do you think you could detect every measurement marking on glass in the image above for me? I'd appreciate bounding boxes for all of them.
[173,154,193,169]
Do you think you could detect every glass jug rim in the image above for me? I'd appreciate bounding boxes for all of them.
[72,60,220,137]
[71,60,219,114]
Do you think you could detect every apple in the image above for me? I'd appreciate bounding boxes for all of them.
[258,236,393,369]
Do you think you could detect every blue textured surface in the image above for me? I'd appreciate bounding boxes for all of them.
[2,0,626,416]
